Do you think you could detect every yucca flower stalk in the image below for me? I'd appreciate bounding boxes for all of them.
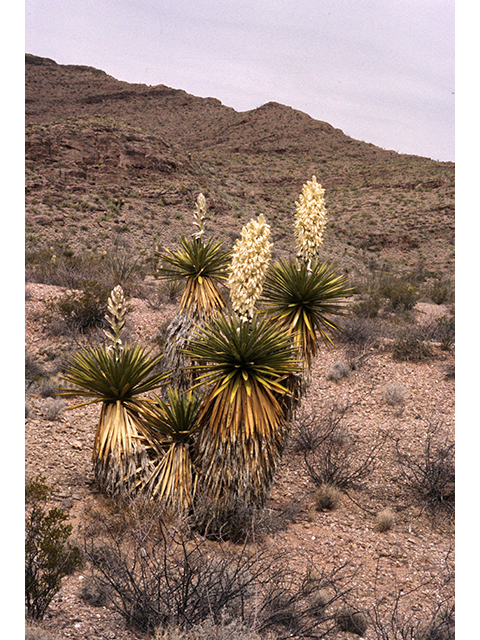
[103,284,126,355]
[192,192,207,241]
[156,194,231,392]
[58,286,168,496]
[294,175,327,269]
[184,313,300,521]
[135,388,202,511]
[227,214,273,321]
[156,194,231,320]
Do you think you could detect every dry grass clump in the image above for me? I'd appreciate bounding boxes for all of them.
[382,382,407,415]
[154,616,268,640]
[375,508,395,532]
[25,623,59,640]
[335,608,368,636]
[314,484,342,511]
[326,361,350,382]
[42,397,66,421]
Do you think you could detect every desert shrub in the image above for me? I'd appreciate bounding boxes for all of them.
[297,403,385,490]
[25,476,82,620]
[434,313,455,351]
[350,271,420,316]
[377,273,419,311]
[392,326,433,362]
[25,249,102,289]
[191,494,268,543]
[375,508,395,532]
[394,418,454,515]
[426,277,455,305]
[45,280,111,333]
[25,246,147,295]
[339,316,380,370]
[290,404,350,453]
[350,293,382,318]
[367,596,455,640]
[415,605,455,640]
[154,614,267,640]
[80,497,354,637]
[339,315,379,346]
[103,248,146,296]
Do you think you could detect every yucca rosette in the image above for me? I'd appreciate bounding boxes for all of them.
[262,258,352,368]
[184,313,300,513]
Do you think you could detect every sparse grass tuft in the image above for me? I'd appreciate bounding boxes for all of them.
[375,508,395,532]
[25,623,59,640]
[42,397,66,421]
[326,361,350,382]
[382,382,407,412]
[336,608,368,636]
[314,484,342,511]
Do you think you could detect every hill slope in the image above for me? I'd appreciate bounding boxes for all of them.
[25,53,454,277]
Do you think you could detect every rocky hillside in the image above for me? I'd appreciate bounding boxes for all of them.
[25,53,454,278]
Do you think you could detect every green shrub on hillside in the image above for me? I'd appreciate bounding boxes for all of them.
[46,280,111,333]
[25,476,82,620]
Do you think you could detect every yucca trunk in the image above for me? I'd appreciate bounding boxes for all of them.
[137,442,196,512]
[193,422,283,509]
[161,312,198,395]
[191,381,295,531]
[93,400,154,497]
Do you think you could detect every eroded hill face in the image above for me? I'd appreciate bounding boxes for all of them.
[25,54,454,277]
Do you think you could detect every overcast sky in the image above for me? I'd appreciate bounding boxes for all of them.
[25,1,455,161]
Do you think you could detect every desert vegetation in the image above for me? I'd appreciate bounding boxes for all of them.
[25,55,454,639]
[26,184,454,639]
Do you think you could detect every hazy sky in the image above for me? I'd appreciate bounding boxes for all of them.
[25,1,455,161]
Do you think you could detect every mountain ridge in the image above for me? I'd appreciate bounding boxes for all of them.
[25,53,454,278]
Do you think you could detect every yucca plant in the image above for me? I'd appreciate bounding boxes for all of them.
[58,286,167,496]
[156,194,232,392]
[156,194,231,320]
[157,235,231,318]
[135,388,202,511]
[184,313,300,522]
[261,258,352,369]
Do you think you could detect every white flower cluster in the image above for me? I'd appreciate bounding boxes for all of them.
[228,214,273,320]
[193,193,207,240]
[104,285,126,355]
[294,176,327,266]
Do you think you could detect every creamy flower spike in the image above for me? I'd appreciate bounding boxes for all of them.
[294,176,327,268]
[228,214,273,320]
[192,193,207,240]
